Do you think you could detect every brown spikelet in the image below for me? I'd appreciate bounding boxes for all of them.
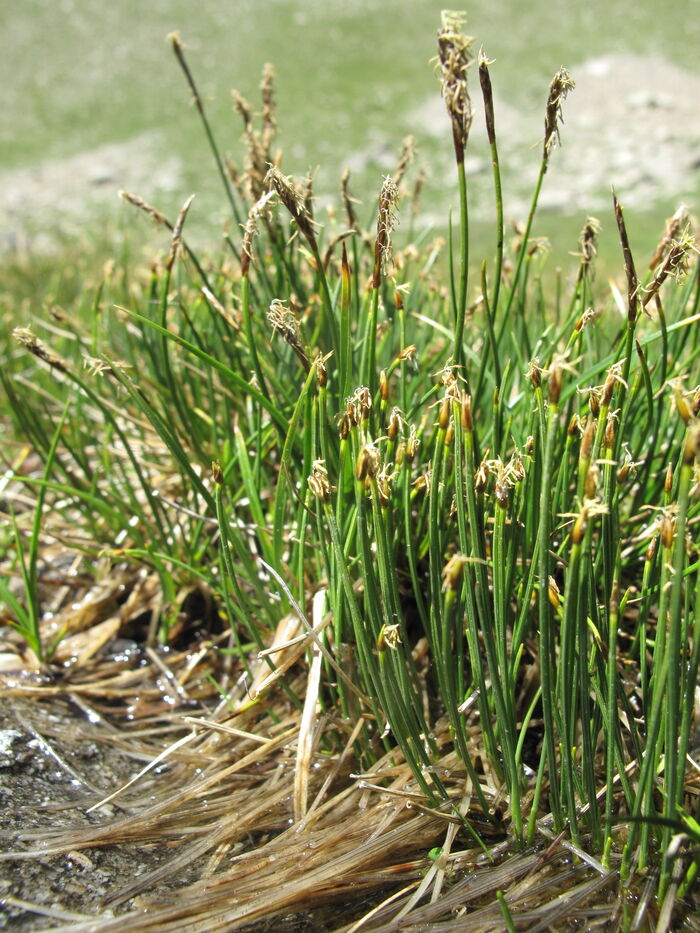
[543,67,575,160]
[165,195,195,272]
[612,190,639,323]
[260,63,277,151]
[642,227,697,309]
[232,89,254,133]
[435,10,475,164]
[341,168,359,230]
[373,176,400,288]
[168,32,204,116]
[14,327,69,373]
[478,49,496,146]
[579,217,601,271]
[410,168,427,218]
[649,204,689,271]
[392,136,416,188]
[265,166,317,249]
[120,191,169,228]
[267,299,310,372]
[301,170,316,225]
[241,190,277,276]
[308,460,332,503]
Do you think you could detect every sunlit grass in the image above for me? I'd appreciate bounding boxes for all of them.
[2,9,699,926]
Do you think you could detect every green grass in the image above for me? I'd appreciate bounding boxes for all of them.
[2,10,700,922]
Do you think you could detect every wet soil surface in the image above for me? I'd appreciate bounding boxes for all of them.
[0,696,202,931]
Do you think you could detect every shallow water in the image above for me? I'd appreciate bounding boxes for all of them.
[3,0,700,252]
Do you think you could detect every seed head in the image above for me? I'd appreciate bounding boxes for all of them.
[580,418,596,461]
[387,406,402,441]
[643,228,698,309]
[375,464,395,508]
[267,299,310,372]
[14,327,68,373]
[392,135,417,189]
[572,508,587,545]
[649,204,689,271]
[543,67,575,159]
[659,509,675,550]
[356,444,381,481]
[265,166,317,248]
[377,623,401,652]
[527,358,543,389]
[373,175,400,288]
[308,460,333,503]
[405,425,420,463]
[211,460,224,486]
[438,396,451,431]
[241,189,277,275]
[578,217,601,279]
[340,168,359,230]
[435,10,475,163]
[548,362,563,405]
[260,63,277,149]
[461,392,473,432]
[584,464,599,499]
[379,369,389,401]
[684,423,700,465]
[120,190,168,228]
[346,385,372,426]
[548,576,561,610]
[604,413,616,449]
[665,462,674,495]
[165,194,194,271]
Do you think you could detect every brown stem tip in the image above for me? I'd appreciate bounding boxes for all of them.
[543,67,575,160]
[435,10,475,163]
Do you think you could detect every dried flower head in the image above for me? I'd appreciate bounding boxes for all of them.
[83,356,129,377]
[372,175,400,287]
[377,623,401,651]
[649,204,689,271]
[165,194,194,271]
[387,406,403,441]
[14,327,68,373]
[435,10,475,163]
[265,166,317,248]
[642,228,697,309]
[405,424,420,462]
[260,63,277,149]
[340,168,359,230]
[267,299,310,371]
[411,168,427,218]
[574,306,598,333]
[398,344,417,363]
[308,460,333,503]
[526,358,543,389]
[548,576,561,610]
[578,217,601,269]
[120,191,168,228]
[392,135,416,188]
[241,189,277,275]
[356,443,381,482]
[543,67,575,159]
[375,463,395,508]
[346,386,373,427]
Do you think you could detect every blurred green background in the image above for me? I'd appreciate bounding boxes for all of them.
[3,0,700,266]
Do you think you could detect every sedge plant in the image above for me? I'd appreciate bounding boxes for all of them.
[2,10,700,918]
